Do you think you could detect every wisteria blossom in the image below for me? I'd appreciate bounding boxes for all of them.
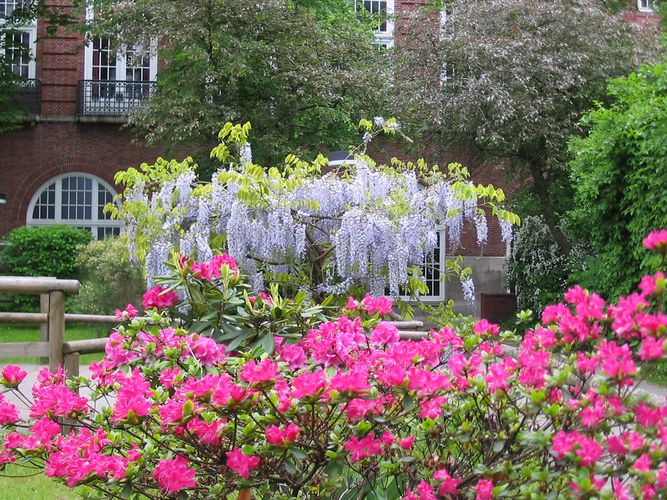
[113,122,516,296]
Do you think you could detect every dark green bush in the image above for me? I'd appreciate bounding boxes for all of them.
[0,225,92,311]
[1,225,92,278]
[71,236,144,315]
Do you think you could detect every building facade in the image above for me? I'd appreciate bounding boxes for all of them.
[0,0,660,316]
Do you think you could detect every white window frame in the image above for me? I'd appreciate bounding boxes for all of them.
[399,227,446,302]
[354,0,394,48]
[638,0,653,12]
[84,38,158,83]
[26,172,123,239]
[2,26,36,79]
[0,0,32,22]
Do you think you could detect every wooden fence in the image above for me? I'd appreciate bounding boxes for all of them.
[0,276,116,377]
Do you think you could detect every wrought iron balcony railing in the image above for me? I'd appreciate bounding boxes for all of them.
[77,80,156,116]
[1,79,41,115]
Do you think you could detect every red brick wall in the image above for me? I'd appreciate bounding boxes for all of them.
[0,123,185,237]
[37,1,85,116]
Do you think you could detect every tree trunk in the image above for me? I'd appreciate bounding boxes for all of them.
[526,161,572,256]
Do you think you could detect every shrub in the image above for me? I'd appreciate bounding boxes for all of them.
[0,225,92,311]
[568,62,667,299]
[1,225,91,278]
[71,236,144,315]
[0,236,666,499]
[506,216,587,316]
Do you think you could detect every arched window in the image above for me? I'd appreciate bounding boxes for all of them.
[26,173,122,239]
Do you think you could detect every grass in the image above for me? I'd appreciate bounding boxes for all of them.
[642,359,667,387]
[0,323,108,365]
[0,463,78,499]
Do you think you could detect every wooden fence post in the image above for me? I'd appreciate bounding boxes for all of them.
[64,352,80,379]
[39,293,49,364]
[48,290,65,372]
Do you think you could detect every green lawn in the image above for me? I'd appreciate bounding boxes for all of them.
[0,463,77,499]
[0,323,108,365]
[642,359,667,387]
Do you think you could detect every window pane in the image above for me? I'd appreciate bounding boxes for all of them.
[29,175,121,239]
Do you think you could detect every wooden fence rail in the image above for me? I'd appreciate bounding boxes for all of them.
[0,276,116,374]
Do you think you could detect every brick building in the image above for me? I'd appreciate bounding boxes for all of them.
[0,0,660,316]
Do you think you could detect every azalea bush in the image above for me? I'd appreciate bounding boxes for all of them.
[140,252,328,353]
[0,233,666,498]
[110,120,517,299]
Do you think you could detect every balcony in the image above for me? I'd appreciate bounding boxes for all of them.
[76,80,156,117]
[1,79,41,115]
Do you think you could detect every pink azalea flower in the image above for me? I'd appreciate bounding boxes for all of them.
[1,365,27,388]
[598,340,636,383]
[278,344,307,370]
[188,334,226,365]
[0,394,20,425]
[30,383,88,419]
[380,431,395,445]
[360,294,394,316]
[575,436,603,467]
[265,423,300,446]
[633,453,651,472]
[344,434,383,461]
[643,229,667,253]
[640,336,665,361]
[159,366,182,389]
[476,479,494,500]
[114,304,138,320]
[142,285,179,310]
[642,484,657,499]
[415,481,437,500]
[419,395,448,419]
[330,370,370,394]
[152,455,196,493]
[290,371,327,399]
[606,435,626,456]
[434,469,462,496]
[473,319,500,336]
[210,253,238,272]
[186,418,224,446]
[113,395,153,423]
[239,359,281,385]
[639,272,664,296]
[400,435,415,450]
[370,321,400,346]
[612,478,630,500]
[226,448,260,478]
[485,359,516,393]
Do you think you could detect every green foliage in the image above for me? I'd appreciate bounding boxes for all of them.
[393,0,655,252]
[89,0,389,166]
[568,62,667,298]
[71,236,144,315]
[1,225,91,278]
[419,299,475,332]
[157,254,329,352]
[0,225,92,312]
[506,216,585,315]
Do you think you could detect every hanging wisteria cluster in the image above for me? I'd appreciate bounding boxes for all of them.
[113,122,516,297]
